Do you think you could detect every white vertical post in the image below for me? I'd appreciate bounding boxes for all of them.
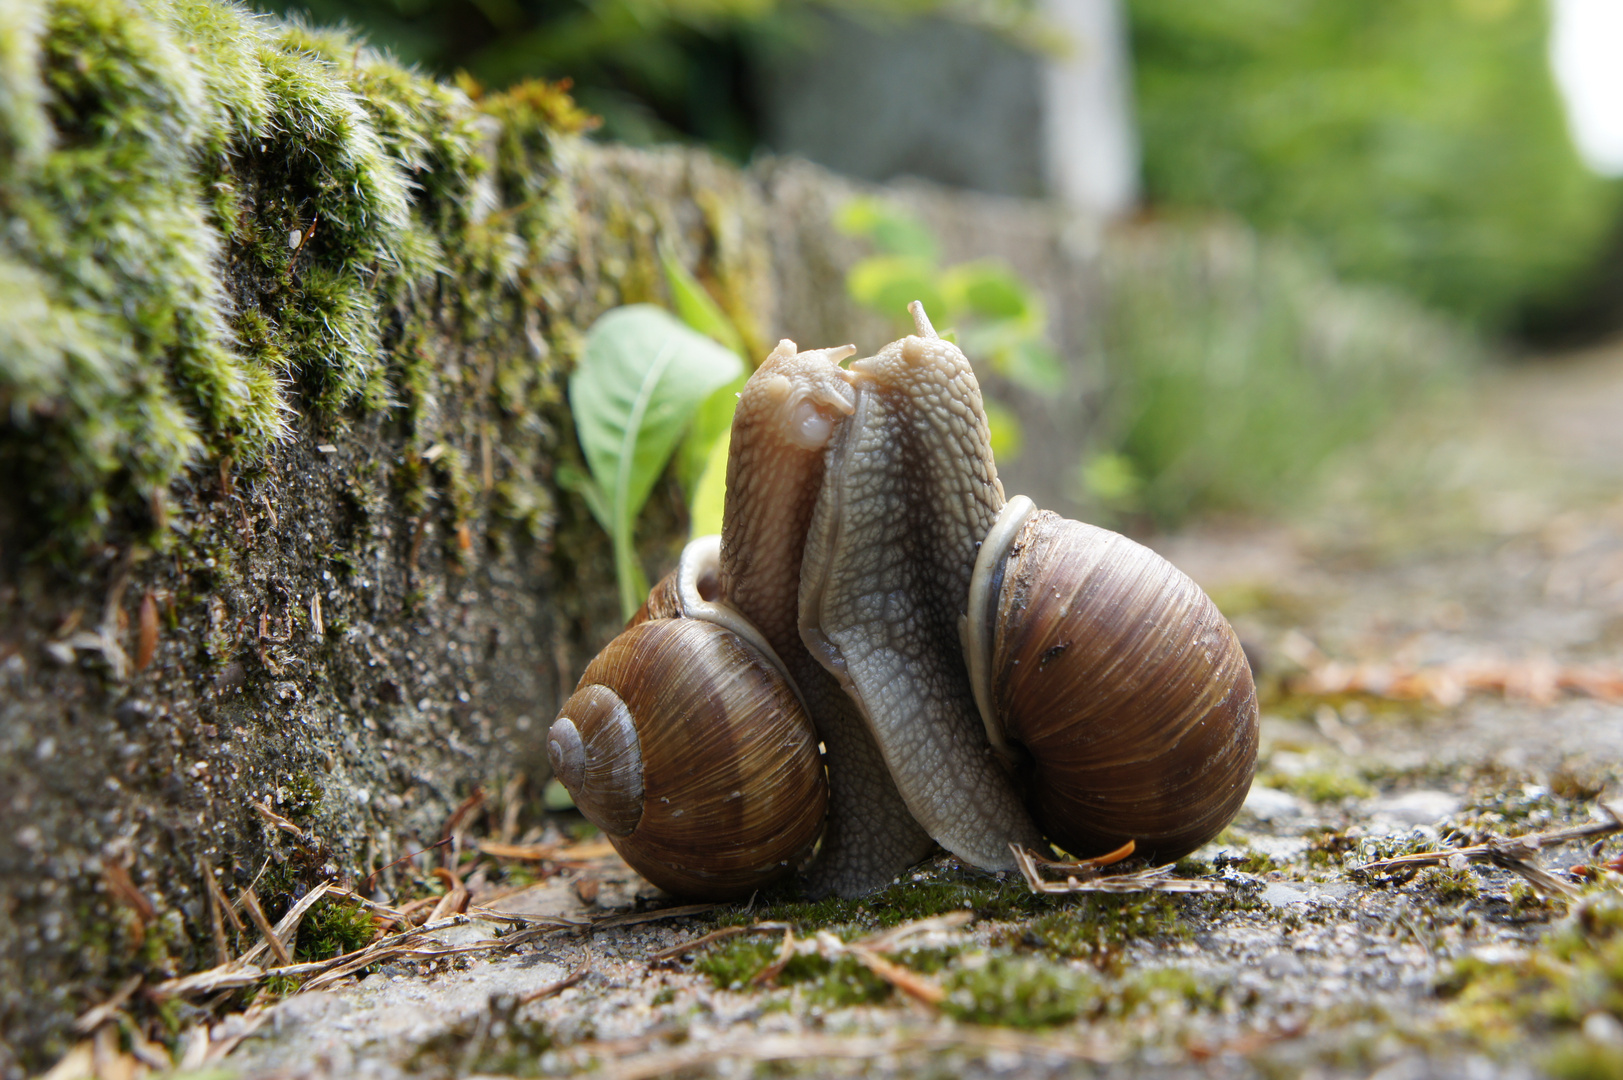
[1043,0,1142,218]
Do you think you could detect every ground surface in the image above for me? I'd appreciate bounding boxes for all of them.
[104,344,1623,1079]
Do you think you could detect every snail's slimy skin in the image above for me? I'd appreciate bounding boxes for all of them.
[721,341,935,897]
[800,313,1044,870]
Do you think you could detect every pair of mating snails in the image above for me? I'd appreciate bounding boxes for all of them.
[547,303,1259,900]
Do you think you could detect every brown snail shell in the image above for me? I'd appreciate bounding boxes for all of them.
[548,539,828,900]
[966,496,1259,864]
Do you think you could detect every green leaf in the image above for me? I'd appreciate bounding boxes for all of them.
[687,421,732,539]
[983,396,1024,463]
[661,249,746,357]
[940,260,1032,321]
[962,321,1066,395]
[1003,339,1066,395]
[571,305,745,619]
[675,374,744,498]
[835,197,940,261]
[846,255,948,327]
[1079,452,1142,505]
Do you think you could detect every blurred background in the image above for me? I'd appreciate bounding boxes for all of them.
[251,0,1623,529]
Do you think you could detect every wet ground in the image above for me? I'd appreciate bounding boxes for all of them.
[205,344,1623,1080]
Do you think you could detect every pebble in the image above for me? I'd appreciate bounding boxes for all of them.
[1364,789,1461,827]
[1242,786,1305,822]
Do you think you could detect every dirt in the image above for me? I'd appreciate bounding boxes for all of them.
[156,346,1623,1077]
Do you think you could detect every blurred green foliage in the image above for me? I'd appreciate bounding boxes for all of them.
[1128,0,1621,326]
[1089,222,1479,524]
[838,196,1063,398]
[838,199,1479,526]
[253,0,1046,157]
[838,196,1062,463]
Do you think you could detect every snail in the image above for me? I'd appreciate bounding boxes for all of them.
[550,306,1258,899]
[547,533,828,899]
[800,303,1257,872]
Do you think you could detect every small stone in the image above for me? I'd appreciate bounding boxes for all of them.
[1584,1012,1623,1045]
[1260,882,1311,907]
[1242,786,1304,821]
[1366,790,1461,827]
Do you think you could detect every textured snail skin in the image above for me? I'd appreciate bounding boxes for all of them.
[719,341,935,897]
[800,310,1044,871]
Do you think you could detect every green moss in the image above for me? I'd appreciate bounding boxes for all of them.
[294,898,376,962]
[1114,966,1219,1018]
[943,953,1099,1028]
[1416,865,1480,904]
[280,771,322,820]
[693,936,779,990]
[1546,1036,1623,1080]
[1263,769,1375,804]
[0,0,552,555]
[1023,894,1193,960]
[1439,890,1623,1045]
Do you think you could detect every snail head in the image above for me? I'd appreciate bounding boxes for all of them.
[746,340,859,452]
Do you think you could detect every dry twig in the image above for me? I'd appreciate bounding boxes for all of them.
[1012,844,1227,895]
[71,974,143,1034]
[519,952,593,1004]
[1354,800,1623,896]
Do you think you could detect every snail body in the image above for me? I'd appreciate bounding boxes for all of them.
[799,318,1044,871]
[717,341,936,898]
[548,537,827,900]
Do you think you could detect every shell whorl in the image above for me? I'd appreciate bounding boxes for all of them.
[548,685,644,838]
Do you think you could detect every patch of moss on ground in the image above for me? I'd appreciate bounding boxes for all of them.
[1416,865,1481,904]
[1438,887,1623,1047]
[1022,894,1194,961]
[943,953,1100,1028]
[295,898,377,963]
[1261,768,1375,804]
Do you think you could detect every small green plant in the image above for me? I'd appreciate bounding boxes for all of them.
[562,303,742,619]
[837,197,1059,460]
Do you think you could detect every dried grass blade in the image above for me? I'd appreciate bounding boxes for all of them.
[71,974,142,1033]
[238,881,332,967]
[856,911,973,952]
[750,926,797,987]
[846,944,946,1006]
[150,964,265,999]
[520,953,592,1004]
[647,921,788,962]
[1012,846,1224,894]
[594,903,718,930]
[241,888,292,966]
